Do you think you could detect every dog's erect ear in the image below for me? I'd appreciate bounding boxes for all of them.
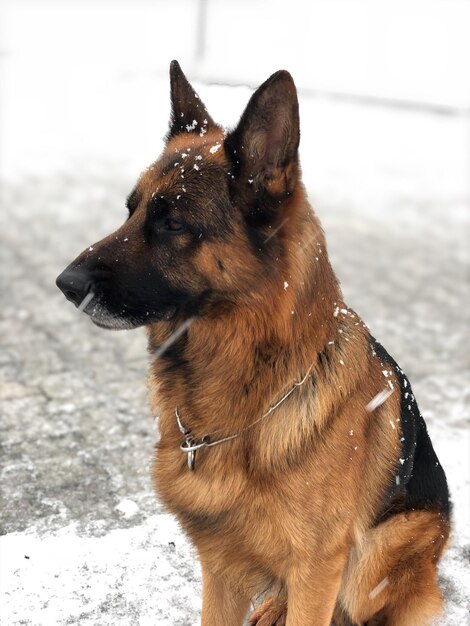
[167,60,217,139]
[225,70,300,198]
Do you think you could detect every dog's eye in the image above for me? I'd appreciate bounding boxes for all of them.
[164,218,184,232]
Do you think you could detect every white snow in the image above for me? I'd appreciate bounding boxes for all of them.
[369,576,389,599]
[115,499,140,519]
[77,292,95,313]
[366,388,394,412]
[0,516,202,626]
[153,318,195,361]
[1,514,469,625]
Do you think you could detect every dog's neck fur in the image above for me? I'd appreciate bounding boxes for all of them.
[148,185,343,443]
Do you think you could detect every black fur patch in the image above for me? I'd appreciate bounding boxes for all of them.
[126,188,141,216]
[317,344,334,376]
[371,337,451,523]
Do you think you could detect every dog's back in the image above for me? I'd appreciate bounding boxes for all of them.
[372,338,450,524]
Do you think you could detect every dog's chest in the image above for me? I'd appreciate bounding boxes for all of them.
[153,442,294,563]
[154,441,254,517]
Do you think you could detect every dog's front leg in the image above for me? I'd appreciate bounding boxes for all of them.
[285,554,347,626]
[200,560,251,626]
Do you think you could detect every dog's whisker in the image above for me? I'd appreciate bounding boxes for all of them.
[77,291,95,312]
[153,317,195,360]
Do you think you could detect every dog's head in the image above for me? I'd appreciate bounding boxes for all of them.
[56,61,301,329]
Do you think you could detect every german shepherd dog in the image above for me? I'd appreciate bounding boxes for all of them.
[57,61,450,625]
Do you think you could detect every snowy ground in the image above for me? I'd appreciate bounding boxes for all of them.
[1,3,470,624]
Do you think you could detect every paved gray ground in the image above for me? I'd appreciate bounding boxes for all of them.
[1,166,469,624]
[0,169,155,538]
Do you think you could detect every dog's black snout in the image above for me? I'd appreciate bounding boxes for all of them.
[56,267,93,307]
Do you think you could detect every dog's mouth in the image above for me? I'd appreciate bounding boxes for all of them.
[81,296,178,330]
[90,316,137,330]
[81,298,141,330]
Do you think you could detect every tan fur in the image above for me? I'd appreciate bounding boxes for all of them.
[62,65,450,625]
[338,510,449,625]
[142,125,450,625]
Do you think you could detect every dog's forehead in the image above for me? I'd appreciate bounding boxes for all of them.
[135,130,227,201]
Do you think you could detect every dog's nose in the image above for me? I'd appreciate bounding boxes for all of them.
[56,267,93,307]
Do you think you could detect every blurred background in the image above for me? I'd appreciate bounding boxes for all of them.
[1,1,469,625]
[2,0,470,198]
